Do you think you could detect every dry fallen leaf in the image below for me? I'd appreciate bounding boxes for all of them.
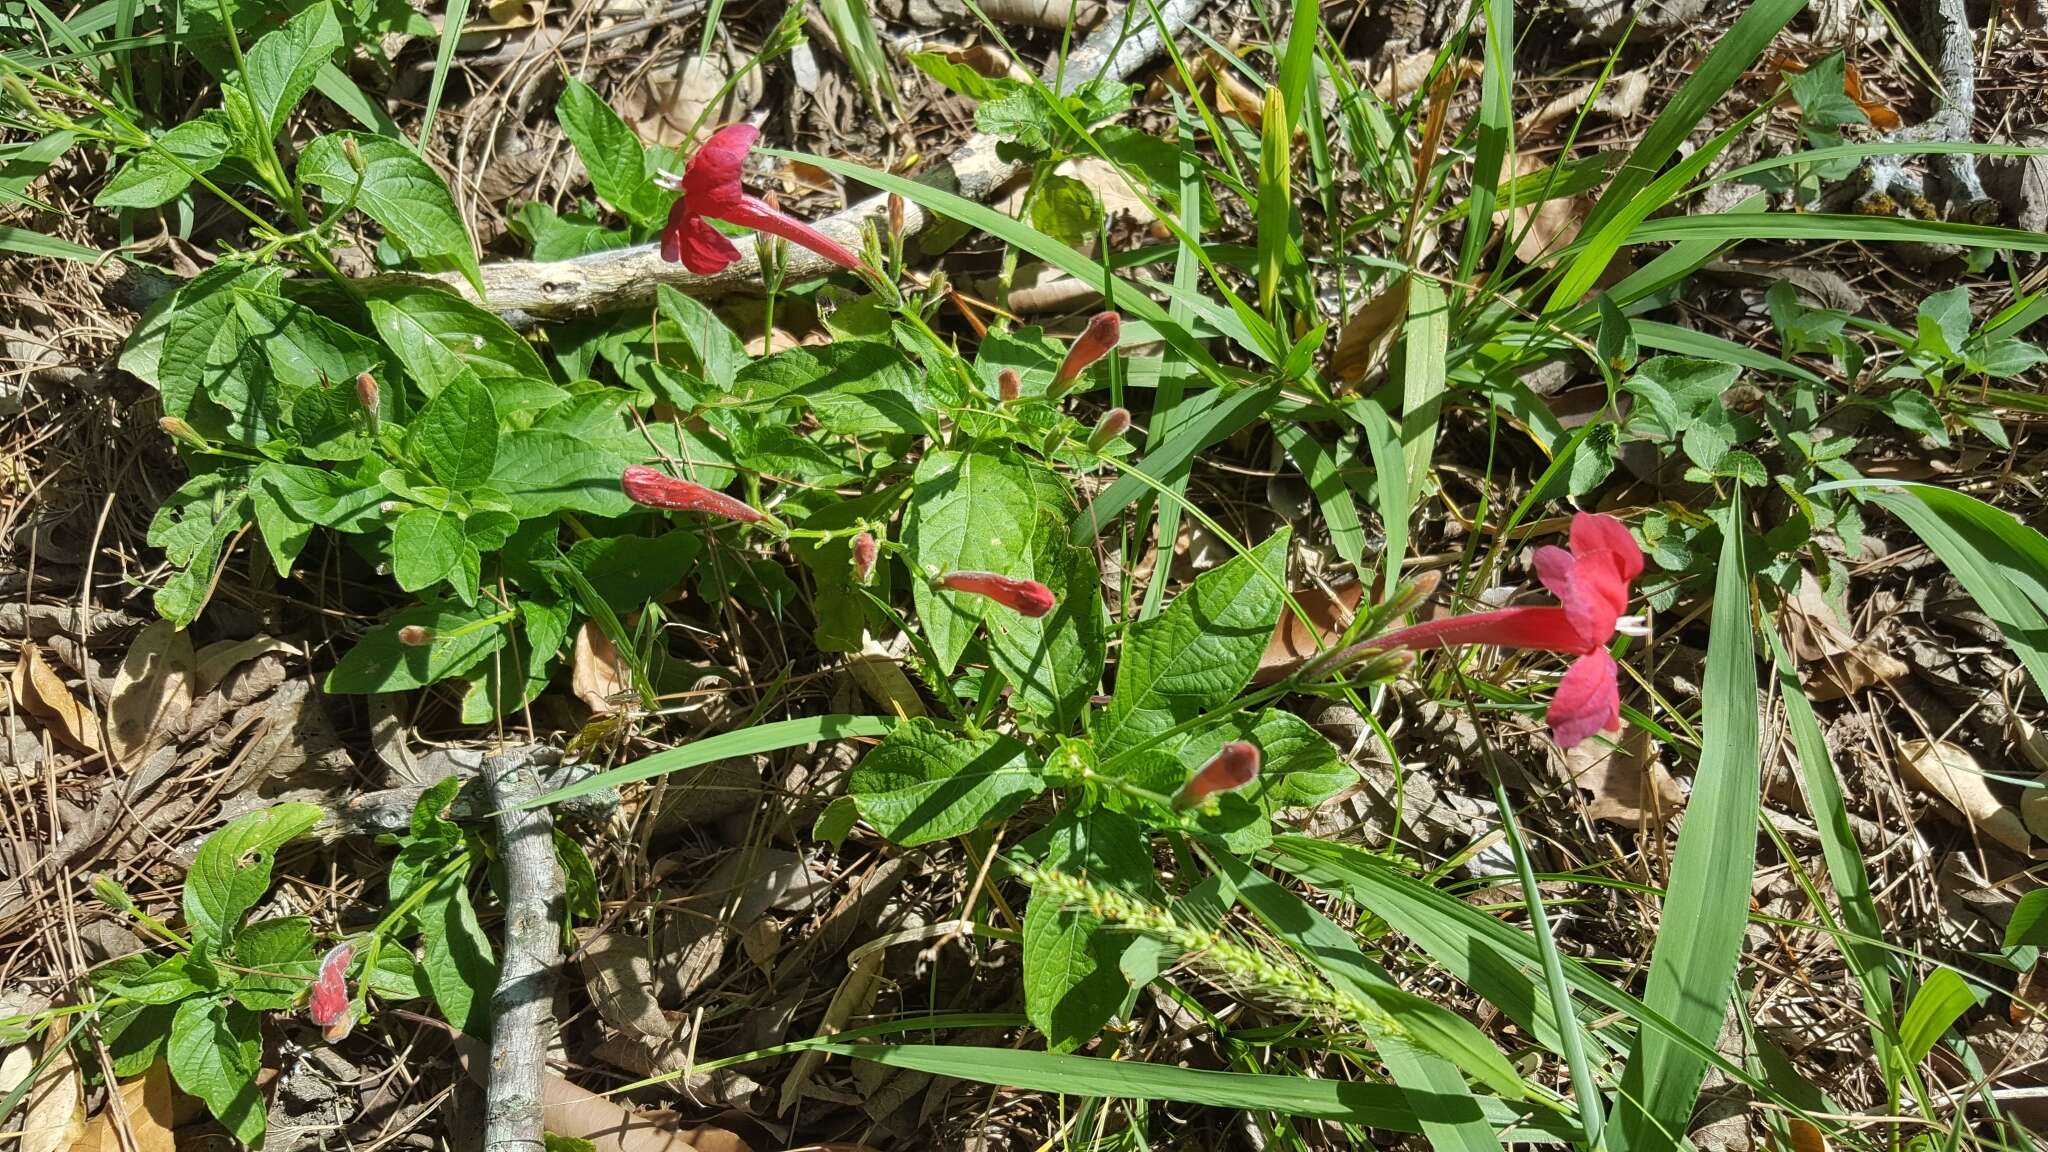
[108,620,195,768]
[571,623,633,715]
[1897,739,2032,854]
[635,51,762,151]
[71,1061,178,1152]
[1778,570,1907,700]
[1331,275,1410,384]
[192,634,300,694]
[20,1018,83,1152]
[1255,581,1366,684]
[846,636,928,719]
[1561,726,1683,827]
[779,949,884,1115]
[942,42,1032,84]
[579,931,675,1043]
[1371,52,1482,101]
[12,641,101,755]
[978,0,1103,29]
[1517,69,1650,136]
[1785,1116,1828,1152]
[1502,152,1588,265]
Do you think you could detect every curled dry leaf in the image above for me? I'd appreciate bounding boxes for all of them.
[1502,152,1588,265]
[778,949,884,1115]
[1369,52,1483,101]
[1255,580,1365,684]
[941,41,1032,84]
[978,0,1104,29]
[20,1018,83,1152]
[846,635,928,718]
[12,640,101,754]
[635,52,762,151]
[108,620,195,769]
[1560,726,1683,827]
[571,622,633,714]
[580,931,675,1043]
[192,634,301,694]
[1331,276,1410,385]
[1517,69,1650,136]
[1897,739,2032,855]
[1779,570,1907,700]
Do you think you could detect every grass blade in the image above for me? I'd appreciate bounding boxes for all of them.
[418,0,469,151]
[1607,488,1758,1152]
[522,714,894,808]
[1455,0,1512,285]
[1398,278,1449,501]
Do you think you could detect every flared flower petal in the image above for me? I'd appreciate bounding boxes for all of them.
[1548,648,1621,748]
[662,200,743,273]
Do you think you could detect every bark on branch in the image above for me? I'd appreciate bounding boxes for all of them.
[373,0,1206,325]
[1864,0,1993,218]
[481,748,565,1152]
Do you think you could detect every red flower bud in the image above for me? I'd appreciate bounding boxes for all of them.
[1050,311,1120,396]
[308,941,355,1042]
[998,369,1022,402]
[851,532,878,584]
[355,372,381,436]
[937,570,1056,617]
[621,465,765,523]
[1087,407,1131,452]
[397,625,434,646]
[1173,741,1260,809]
[888,192,905,241]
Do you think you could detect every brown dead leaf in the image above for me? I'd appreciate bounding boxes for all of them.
[1785,1116,1827,1152]
[1778,570,1906,700]
[1517,70,1649,136]
[846,637,927,718]
[108,621,195,769]
[1897,739,2032,854]
[20,1018,82,1152]
[192,635,300,694]
[1502,152,1588,265]
[1561,726,1683,827]
[13,641,101,755]
[633,52,761,150]
[541,1067,706,1152]
[1254,581,1365,685]
[979,0,1103,29]
[1331,276,1410,384]
[779,950,883,1115]
[942,42,1031,84]
[1371,52,1482,101]
[571,623,632,714]
[739,918,781,976]
[1059,156,1153,229]
[580,932,674,1043]
[71,1062,177,1152]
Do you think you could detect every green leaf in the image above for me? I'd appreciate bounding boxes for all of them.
[1785,53,1866,131]
[488,430,632,519]
[975,87,1057,151]
[736,342,931,437]
[96,115,230,208]
[1023,806,1154,1050]
[907,50,1016,101]
[1608,492,1757,1152]
[98,996,177,1079]
[846,718,1043,847]
[240,1,343,140]
[655,286,747,393]
[228,915,318,1009]
[184,802,325,945]
[1877,388,1948,445]
[2010,890,2048,949]
[1029,171,1103,249]
[300,132,482,293]
[96,953,204,1005]
[325,603,509,692]
[147,467,254,627]
[525,714,895,809]
[408,373,498,487]
[1899,969,1975,1066]
[905,450,1042,674]
[418,872,496,1036]
[987,516,1107,731]
[509,201,635,261]
[1623,356,1739,436]
[367,281,557,402]
[1095,529,1290,755]
[391,507,471,593]
[563,532,700,614]
[168,999,266,1147]
[1916,286,1971,359]
[555,77,668,228]
[159,264,276,426]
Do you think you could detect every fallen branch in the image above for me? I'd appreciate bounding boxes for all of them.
[1863,0,1994,219]
[377,0,1206,324]
[481,747,566,1152]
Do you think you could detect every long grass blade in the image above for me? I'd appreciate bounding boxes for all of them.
[522,715,894,808]
[1607,488,1758,1152]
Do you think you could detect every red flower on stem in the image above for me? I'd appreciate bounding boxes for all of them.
[1174,741,1260,809]
[1374,512,1646,748]
[307,941,355,1042]
[657,124,872,277]
[937,571,1056,617]
[1049,311,1121,397]
[622,465,766,523]
[850,532,878,584]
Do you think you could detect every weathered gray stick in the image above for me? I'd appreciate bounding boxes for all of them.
[372,0,1206,324]
[1864,0,1993,217]
[481,748,566,1152]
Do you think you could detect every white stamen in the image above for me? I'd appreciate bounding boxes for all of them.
[654,169,686,190]
[1615,614,1650,637]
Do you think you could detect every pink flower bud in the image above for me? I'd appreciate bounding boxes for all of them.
[998,369,1022,402]
[1087,407,1131,452]
[355,372,381,436]
[888,192,905,241]
[621,465,765,523]
[397,625,434,646]
[937,571,1056,617]
[1173,741,1260,809]
[308,941,355,1042]
[1049,311,1120,397]
[851,532,878,584]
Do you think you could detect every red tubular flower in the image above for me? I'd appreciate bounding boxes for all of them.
[850,532,878,584]
[1375,512,1645,748]
[657,124,871,277]
[1049,311,1121,396]
[307,941,354,1043]
[1088,407,1131,452]
[937,571,1056,617]
[1174,741,1261,809]
[621,465,765,523]
[997,369,1022,402]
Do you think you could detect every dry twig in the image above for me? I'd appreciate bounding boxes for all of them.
[481,746,565,1152]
